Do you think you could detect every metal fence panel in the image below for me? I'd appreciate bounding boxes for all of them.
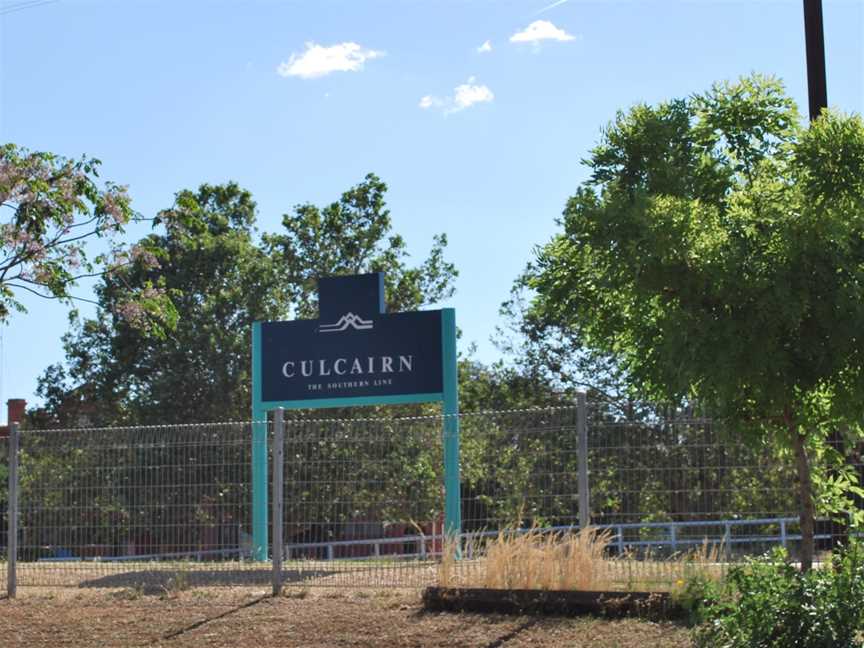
[15,422,258,590]
[275,408,585,588]
[586,404,801,558]
[278,413,444,588]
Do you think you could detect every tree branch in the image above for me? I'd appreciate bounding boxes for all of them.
[5,282,100,306]
[10,262,132,287]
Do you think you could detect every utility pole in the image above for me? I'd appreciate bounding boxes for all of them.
[803,0,828,122]
[803,0,847,553]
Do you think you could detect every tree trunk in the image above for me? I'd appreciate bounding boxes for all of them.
[791,428,815,572]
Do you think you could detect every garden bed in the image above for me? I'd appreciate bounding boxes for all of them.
[422,586,678,619]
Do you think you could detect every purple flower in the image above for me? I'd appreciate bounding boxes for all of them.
[130,244,160,270]
[115,301,147,327]
[101,186,130,225]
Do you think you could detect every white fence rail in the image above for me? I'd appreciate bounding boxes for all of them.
[282,517,833,562]
[26,517,830,566]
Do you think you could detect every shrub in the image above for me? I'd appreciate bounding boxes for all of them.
[695,543,864,648]
[672,572,724,626]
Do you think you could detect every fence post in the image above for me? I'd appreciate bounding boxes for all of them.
[7,422,18,599]
[441,308,461,539]
[251,321,269,561]
[271,408,284,596]
[577,392,590,531]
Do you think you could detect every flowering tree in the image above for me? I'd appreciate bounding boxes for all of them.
[36,176,457,425]
[0,143,172,330]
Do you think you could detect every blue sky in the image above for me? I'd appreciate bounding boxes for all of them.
[0,0,862,420]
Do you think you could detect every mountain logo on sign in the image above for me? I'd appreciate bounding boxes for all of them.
[318,312,374,333]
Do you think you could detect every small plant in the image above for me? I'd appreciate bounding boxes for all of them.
[671,573,723,626]
[160,571,191,599]
[191,588,214,601]
[437,531,478,588]
[670,539,727,624]
[322,590,345,599]
[283,587,310,599]
[695,542,864,648]
[111,584,145,601]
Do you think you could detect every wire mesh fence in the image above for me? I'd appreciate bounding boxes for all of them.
[277,413,443,588]
[586,404,801,557]
[274,407,584,589]
[1,403,861,594]
[11,422,261,591]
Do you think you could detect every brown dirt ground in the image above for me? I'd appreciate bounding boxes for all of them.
[0,587,693,648]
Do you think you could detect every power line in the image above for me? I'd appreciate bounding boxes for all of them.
[0,0,58,17]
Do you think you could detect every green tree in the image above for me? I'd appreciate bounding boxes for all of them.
[35,182,281,424]
[526,74,864,570]
[0,144,172,322]
[36,173,457,425]
[458,355,569,413]
[495,275,633,407]
[263,173,454,316]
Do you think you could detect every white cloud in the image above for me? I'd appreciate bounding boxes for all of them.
[477,40,492,53]
[419,95,442,109]
[453,78,494,111]
[419,77,494,115]
[277,41,384,79]
[509,19,575,44]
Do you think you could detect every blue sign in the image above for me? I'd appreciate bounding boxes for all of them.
[258,274,443,403]
[250,272,460,561]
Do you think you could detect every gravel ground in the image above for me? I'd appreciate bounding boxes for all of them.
[0,587,693,647]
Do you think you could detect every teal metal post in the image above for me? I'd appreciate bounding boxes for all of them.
[441,308,461,537]
[251,322,269,560]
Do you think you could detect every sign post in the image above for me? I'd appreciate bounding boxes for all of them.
[251,273,459,560]
[441,308,461,537]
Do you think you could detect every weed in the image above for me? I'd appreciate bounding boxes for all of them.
[111,585,145,601]
[321,590,344,599]
[671,573,723,625]
[282,587,310,599]
[159,571,191,599]
[190,588,214,601]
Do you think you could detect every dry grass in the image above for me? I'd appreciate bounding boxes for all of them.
[0,557,440,590]
[438,527,725,593]
[0,587,692,647]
